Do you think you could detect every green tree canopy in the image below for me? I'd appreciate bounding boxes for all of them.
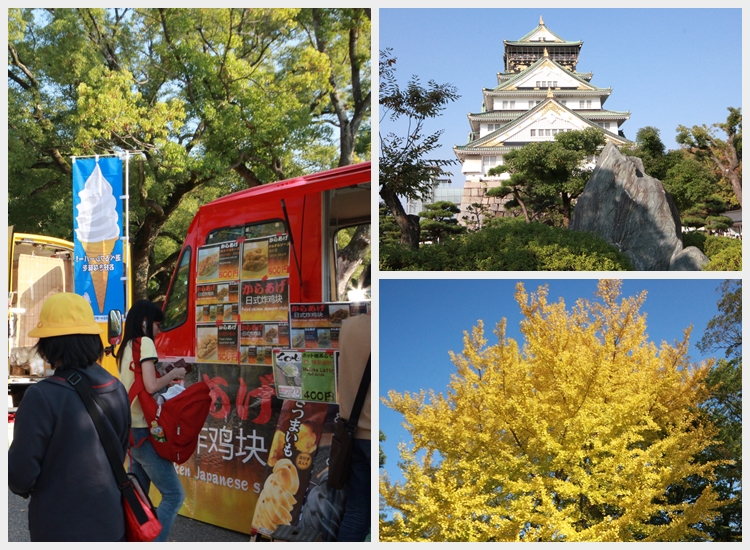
[419,201,465,244]
[379,203,402,247]
[621,126,671,180]
[379,48,459,249]
[676,107,741,207]
[8,8,370,300]
[488,127,606,227]
[694,280,742,540]
[379,430,387,468]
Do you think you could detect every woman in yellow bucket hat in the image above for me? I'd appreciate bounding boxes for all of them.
[8,293,131,542]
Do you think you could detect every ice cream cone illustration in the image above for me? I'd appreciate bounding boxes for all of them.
[81,238,119,312]
[75,162,121,313]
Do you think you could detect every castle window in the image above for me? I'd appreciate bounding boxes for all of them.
[530,129,536,137]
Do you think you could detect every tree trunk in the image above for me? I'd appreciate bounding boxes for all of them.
[311,8,371,169]
[338,118,355,167]
[514,190,531,224]
[336,224,371,298]
[380,186,420,249]
[562,193,572,228]
[725,170,742,207]
[131,243,152,302]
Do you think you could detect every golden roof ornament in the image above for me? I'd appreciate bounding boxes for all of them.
[547,87,554,98]
[544,47,549,57]
[540,15,544,26]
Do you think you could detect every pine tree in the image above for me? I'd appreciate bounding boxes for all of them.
[380,280,729,542]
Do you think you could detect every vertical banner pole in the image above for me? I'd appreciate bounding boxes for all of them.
[124,151,131,313]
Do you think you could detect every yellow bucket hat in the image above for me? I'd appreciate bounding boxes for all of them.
[28,293,103,338]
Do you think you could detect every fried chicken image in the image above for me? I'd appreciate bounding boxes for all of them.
[198,253,218,277]
[243,247,268,272]
[197,333,218,360]
[330,308,350,324]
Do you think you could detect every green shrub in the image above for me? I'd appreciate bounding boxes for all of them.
[702,236,741,271]
[703,235,741,258]
[380,218,633,271]
[682,231,707,252]
[680,232,741,271]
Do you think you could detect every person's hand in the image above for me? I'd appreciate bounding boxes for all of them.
[160,361,175,374]
[169,367,187,384]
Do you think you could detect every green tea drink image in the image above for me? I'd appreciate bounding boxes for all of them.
[281,363,300,385]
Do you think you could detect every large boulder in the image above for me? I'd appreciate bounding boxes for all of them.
[570,143,708,271]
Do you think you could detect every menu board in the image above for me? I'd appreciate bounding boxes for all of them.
[289,301,370,350]
[194,238,368,403]
[272,349,338,403]
[196,241,241,283]
[196,235,291,367]
[239,321,290,366]
[187,232,353,536]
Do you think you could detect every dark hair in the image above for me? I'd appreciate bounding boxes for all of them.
[35,334,104,371]
[117,300,165,370]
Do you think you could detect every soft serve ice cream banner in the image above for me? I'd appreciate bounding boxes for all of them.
[72,156,125,318]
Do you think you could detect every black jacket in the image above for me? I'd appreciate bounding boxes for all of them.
[9,364,131,542]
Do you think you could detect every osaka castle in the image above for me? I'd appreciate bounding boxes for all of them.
[454,17,631,220]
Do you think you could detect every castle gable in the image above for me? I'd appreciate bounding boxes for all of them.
[503,58,595,91]
[464,100,628,150]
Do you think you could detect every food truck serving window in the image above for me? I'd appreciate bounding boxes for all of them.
[162,248,191,331]
[333,222,371,302]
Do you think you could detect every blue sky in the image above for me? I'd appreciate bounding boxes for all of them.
[378,278,737,486]
[378,8,742,187]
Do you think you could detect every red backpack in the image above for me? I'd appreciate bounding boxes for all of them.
[127,338,212,465]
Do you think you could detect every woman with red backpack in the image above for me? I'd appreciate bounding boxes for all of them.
[117,300,187,542]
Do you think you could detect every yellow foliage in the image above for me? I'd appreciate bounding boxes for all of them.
[380,280,728,542]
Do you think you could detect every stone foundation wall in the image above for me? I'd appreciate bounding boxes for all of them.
[458,180,514,226]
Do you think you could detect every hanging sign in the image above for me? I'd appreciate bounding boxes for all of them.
[289,301,371,349]
[272,349,337,403]
[72,157,125,319]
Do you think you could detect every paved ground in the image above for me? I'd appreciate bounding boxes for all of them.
[8,488,251,542]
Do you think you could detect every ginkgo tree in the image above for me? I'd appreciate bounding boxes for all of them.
[380,280,730,542]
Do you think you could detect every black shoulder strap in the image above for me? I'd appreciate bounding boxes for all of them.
[62,369,149,525]
[345,354,370,432]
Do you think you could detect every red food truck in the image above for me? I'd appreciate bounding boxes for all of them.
[150,161,371,539]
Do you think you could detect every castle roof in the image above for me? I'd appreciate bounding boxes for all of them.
[454,98,630,158]
[467,108,630,133]
[498,70,593,84]
[489,56,604,93]
[505,16,582,47]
